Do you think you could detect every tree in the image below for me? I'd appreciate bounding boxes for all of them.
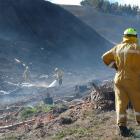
[81,0,140,16]
[101,1,111,13]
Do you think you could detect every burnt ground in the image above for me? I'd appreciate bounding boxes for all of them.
[0,108,140,140]
[0,99,140,140]
[0,81,140,140]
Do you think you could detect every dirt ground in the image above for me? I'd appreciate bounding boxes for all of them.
[0,108,140,140]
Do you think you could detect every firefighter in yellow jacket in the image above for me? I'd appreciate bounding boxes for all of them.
[102,28,140,137]
[54,68,64,86]
[23,66,30,82]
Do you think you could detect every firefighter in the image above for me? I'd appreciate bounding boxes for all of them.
[102,28,140,137]
[54,67,64,86]
[23,66,30,82]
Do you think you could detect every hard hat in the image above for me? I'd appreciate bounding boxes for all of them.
[26,66,29,69]
[124,28,137,36]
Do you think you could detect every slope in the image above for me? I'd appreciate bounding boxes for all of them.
[63,5,140,44]
[0,0,112,84]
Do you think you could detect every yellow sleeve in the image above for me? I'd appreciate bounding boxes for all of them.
[102,47,115,66]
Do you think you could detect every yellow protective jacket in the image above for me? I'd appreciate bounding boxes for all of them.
[102,36,140,83]
[54,69,64,80]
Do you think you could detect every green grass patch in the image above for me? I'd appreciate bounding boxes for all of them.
[21,106,37,119]
[20,103,55,119]
[0,135,18,140]
[53,127,92,140]
[35,103,55,113]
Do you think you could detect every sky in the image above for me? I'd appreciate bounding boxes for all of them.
[47,0,140,6]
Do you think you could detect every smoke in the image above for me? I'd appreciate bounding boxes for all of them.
[0,0,115,106]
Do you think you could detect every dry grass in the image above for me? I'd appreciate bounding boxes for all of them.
[0,109,140,140]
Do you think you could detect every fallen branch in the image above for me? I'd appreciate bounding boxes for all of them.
[0,107,23,120]
[0,119,35,130]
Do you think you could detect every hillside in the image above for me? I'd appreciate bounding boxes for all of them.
[0,0,112,86]
[63,5,140,44]
[0,3,140,140]
[0,0,115,106]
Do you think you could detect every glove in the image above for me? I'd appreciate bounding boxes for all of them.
[108,62,118,71]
